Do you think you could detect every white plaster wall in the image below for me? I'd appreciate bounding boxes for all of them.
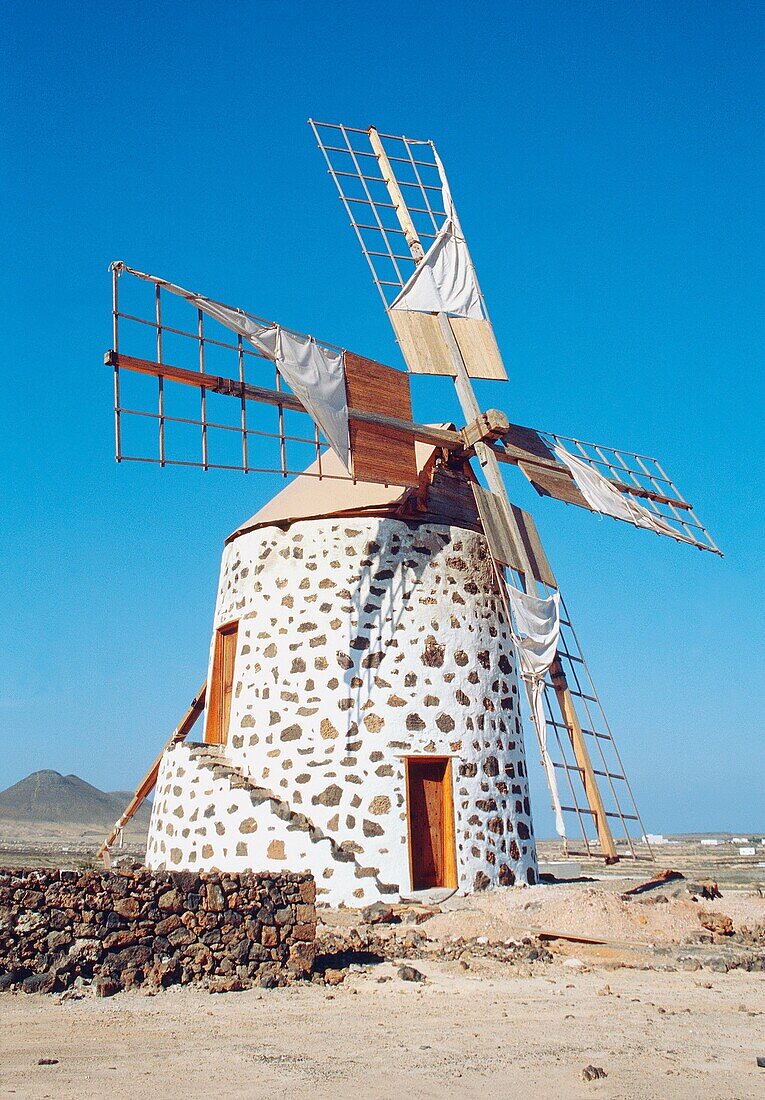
[146,743,371,905]
[190,516,537,897]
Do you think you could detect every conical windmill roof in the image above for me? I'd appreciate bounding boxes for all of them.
[228,429,480,543]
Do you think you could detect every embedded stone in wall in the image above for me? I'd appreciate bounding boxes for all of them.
[162,514,539,904]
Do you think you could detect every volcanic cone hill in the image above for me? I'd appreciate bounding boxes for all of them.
[0,771,151,827]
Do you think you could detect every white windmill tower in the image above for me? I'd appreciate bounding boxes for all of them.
[97,122,720,903]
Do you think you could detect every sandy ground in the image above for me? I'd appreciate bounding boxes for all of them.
[419,879,765,946]
[1,959,763,1100]
[2,839,764,1098]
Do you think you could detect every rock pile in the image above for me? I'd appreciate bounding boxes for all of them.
[316,924,552,968]
[0,866,315,994]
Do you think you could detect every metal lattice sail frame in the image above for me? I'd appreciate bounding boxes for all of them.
[536,430,720,555]
[110,263,340,479]
[310,120,460,307]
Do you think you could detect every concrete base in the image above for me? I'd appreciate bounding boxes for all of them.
[538,861,582,881]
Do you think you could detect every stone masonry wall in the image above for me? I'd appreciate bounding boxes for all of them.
[0,866,315,994]
[148,742,379,903]
[147,516,537,902]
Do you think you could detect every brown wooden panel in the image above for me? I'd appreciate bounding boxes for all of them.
[406,758,457,890]
[389,310,453,375]
[472,485,525,571]
[206,622,238,746]
[417,467,482,531]
[509,505,558,589]
[519,461,590,509]
[448,316,508,381]
[344,352,419,487]
[501,422,557,464]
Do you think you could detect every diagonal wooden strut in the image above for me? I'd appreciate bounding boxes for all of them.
[369,128,619,863]
[96,681,207,865]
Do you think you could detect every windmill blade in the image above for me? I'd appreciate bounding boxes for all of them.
[495,420,721,555]
[106,262,485,488]
[539,591,653,861]
[310,119,507,382]
[472,499,653,861]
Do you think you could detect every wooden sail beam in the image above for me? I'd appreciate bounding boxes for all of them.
[549,659,618,862]
[96,681,207,864]
[105,349,490,457]
[491,439,693,512]
[368,133,620,864]
[368,127,425,261]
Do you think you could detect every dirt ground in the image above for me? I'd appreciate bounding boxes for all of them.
[2,838,764,1099]
[1,959,763,1100]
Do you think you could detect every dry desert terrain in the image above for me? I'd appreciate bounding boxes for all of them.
[1,834,764,1099]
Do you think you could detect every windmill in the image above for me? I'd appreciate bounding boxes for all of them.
[98,122,720,896]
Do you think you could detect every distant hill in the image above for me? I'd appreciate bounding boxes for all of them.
[0,771,152,828]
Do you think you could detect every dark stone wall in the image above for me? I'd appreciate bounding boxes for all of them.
[0,866,316,994]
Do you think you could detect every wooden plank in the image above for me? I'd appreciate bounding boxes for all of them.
[508,506,558,589]
[388,312,509,381]
[97,681,207,861]
[519,461,590,509]
[344,352,419,486]
[448,316,508,381]
[549,658,618,863]
[472,485,526,571]
[389,310,454,376]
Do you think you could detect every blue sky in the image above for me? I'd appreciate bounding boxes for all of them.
[1,1,762,837]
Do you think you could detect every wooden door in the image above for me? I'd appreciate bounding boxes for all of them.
[205,621,238,745]
[406,757,457,890]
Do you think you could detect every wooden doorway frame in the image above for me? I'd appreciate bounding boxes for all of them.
[205,620,238,746]
[404,755,458,891]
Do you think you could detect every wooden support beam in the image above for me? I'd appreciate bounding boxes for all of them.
[611,482,693,511]
[368,127,425,261]
[362,133,620,864]
[106,349,303,411]
[492,428,693,512]
[460,409,510,451]
[549,658,618,863]
[489,503,619,863]
[105,350,463,454]
[96,681,207,863]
